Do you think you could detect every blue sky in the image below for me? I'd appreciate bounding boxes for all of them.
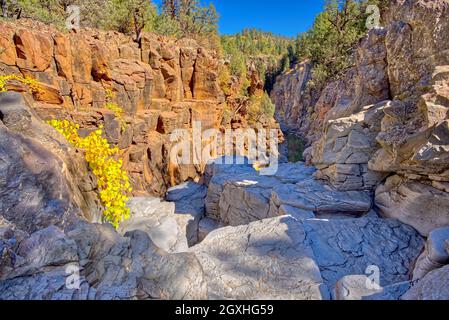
[154,0,326,37]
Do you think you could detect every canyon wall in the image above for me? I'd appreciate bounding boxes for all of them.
[2,0,449,300]
[0,97,208,299]
[0,19,227,196]
[272,0,449,235]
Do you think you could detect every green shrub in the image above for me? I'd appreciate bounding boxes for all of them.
[260,92,275,118]
[292,0,387,88]
[229,52,247,78]
[218,64,232,96]
[247,91,275,123]
[285,133,305,162]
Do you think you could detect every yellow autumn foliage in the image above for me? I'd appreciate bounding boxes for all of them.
[47,119,131,228]
[105,102,127,132]
[0,74,43,94]
[104,88,127,132]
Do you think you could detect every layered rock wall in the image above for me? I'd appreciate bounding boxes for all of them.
[0,94,208,299]
[272,0,449,235]
[0,19,224,196]
[0,92,102,229]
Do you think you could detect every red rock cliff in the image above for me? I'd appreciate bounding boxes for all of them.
[0,19,226,196]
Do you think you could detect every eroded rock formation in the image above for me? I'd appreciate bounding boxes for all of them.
[267,0,449,299]
[0,131,426,300]
[1,0,449,301]
[273,0,449,236]
[0,92,101,229]
[205,161,372,226]
[195,162,424,300]
[0,19,228,197]
[0,93,207,300]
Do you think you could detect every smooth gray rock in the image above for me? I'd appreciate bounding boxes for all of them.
[218,176,280,226]
[191,216,330,300]
[198,217,221,243]
[205,158,313,223]
[0,92,102,231]
[402,265,449,300]
[413,227,449,280]
[364,282,412,301]
[0,221,207,300]
[0,116,80,233]
[311,102,389,191]
[206,162,372,226]
[0,227,28,280]
[279,205,315,220]
[0,225,79,285]
[334,275,383,300]
[376,176,449,236]
[271,179,372,214]
[204,156,254,186]
[205,176,227,220]
[413,252,443,282]
[334,275,411,300]
[191,214,423,300]
[205,163,256,220]
[68,222,207,300]
[0,225,96,300]
[166,181,207,214]
[0,267,95,300]
[119,197,189,253]
[4,226,78,280]
[166,181,207,245]
[427,227,449,264]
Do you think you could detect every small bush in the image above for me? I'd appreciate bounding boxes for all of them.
[285,133,305,162]
[47,119,132,229]
[6,0,66,27]
[229,52,247,79]
[0,74,43,94]
[291,0,384,88]
[218,64,232,96]
[247,91,275,123]
[260,92,275,118]
[104,89,127,132]
[239,78,251,97]
[220,102,232,126]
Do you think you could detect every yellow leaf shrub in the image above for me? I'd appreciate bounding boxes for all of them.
[104,88,127,132]
[105,102,127,133]
[0,74,43,94]
[47,119,131,228]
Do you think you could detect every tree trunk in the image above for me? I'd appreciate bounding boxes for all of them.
[1,0,8,18]
[133,13,144,48]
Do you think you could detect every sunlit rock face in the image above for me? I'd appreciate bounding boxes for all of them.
[191,215,423,300]
[2,0,449,301]
[273,0,449,235]
[0,92,102,232]
[205,162,372,227]
[0,19,227,197]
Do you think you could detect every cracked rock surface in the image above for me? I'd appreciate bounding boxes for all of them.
[402,265,449,300]
[119,197,189,253]
[301,217,424,289]
[206,162,372,227]
[191,214,424,300]
[0,222,207,300]
[191,216,329,300]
